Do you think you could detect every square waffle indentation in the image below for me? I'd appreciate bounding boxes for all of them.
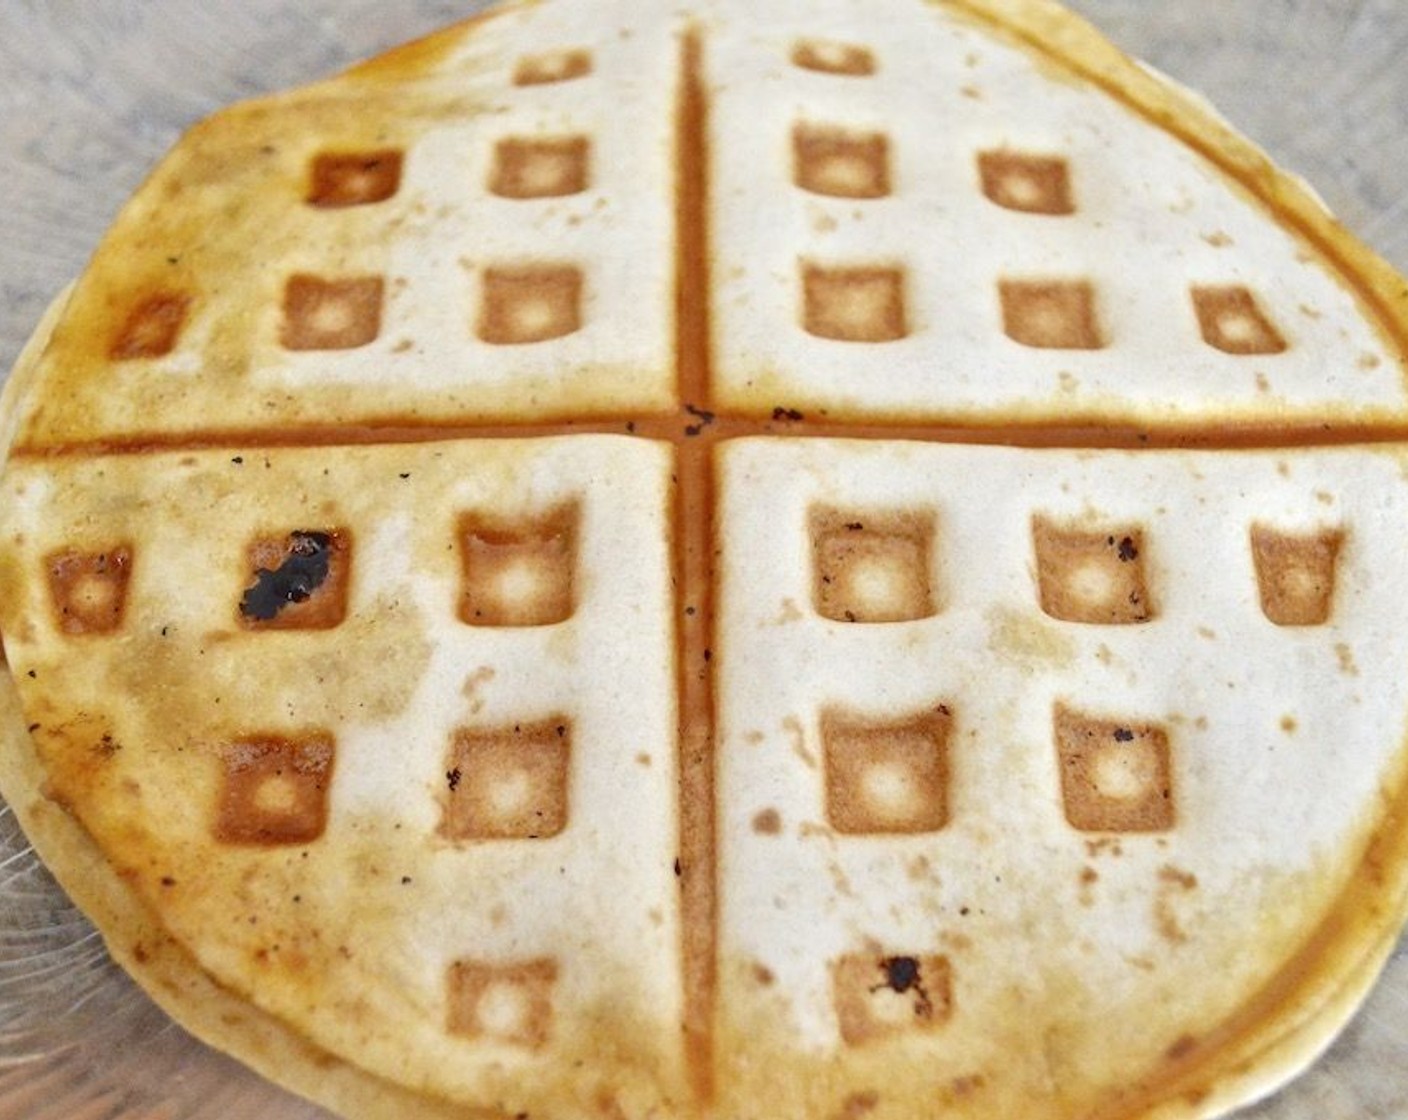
[280,275,384,351]
[444,720,571,841]
[1191,285,1287,354]
[46,546,133,635]
[1250,524,1343,626]
[1055,704,1174,832]
[977,151,1074,214]
[999,279,1103,349]
[793,124,890,199]
[109,292,190,360]
[447,959,558,1047]
[458,506,576,627]
[307,150,403,207]
[811,508,937,623]
[238,530,351,630]
[1032,517,1153,625]
[823,707,952,834]
[802,263,907,342]
[832,953,953,1045]
[513,49,592,86]
[215,733,335,846]
[478,265,583,344]
[490,136,590,199]
[791,39,876,76]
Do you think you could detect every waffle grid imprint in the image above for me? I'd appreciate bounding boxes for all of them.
[4,2,1408,1120]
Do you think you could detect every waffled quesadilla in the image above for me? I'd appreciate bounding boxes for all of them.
[2,2,1408,1118]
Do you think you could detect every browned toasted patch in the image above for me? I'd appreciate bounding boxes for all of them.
[802,263,907,342]
[109,292,191,360]
[214,733,336,845]
[443,719,572,841]
[490,135,591,199]
[1191,285,1287,355]
[478,264,583,344]
[1250,524,1343,626]
[822,706,952,834]
[45,545,133,636]
[793,125,890,199]
[999,278,1103,349]
[512,48,592,86]
[1055,704,1174,832]
[1032,516,1153,624]
[811,507,937,623]
[307,150,403,207]
[457,505,577,627]
[280,275,384,350]
[977,150,1074,214]
[238,529,351,630]
[791,39,876,76]
[832,953,953,1045]
[446,958,558,1047]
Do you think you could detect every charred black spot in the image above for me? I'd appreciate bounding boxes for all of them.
[1113,727,1134,742]
[1117,536,1139,562]
[871,955,935,1019]
[881,956,919,993]
[772,406,805,421]
[684,402,716,425]
[240,532,333,621]
[447,767,463,792]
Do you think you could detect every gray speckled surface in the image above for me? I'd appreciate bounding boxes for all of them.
[1,3,1407,1118]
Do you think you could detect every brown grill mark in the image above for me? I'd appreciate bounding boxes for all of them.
[280,275,384,351]
[791,40,876,77]
[1250,524,1343,626]
[802,264,907,342]
[1055,704,1174,832]
[457,505,577,627]
[674,28,717,1101]
[446,958,558,1047]
[1032,517,1153,624]
[477,264,583,344]
[793,125,890,199]
[490,135,591,199]
[822,706,952,834]
[443,720,572,841]
[513,48,592,86]
[977,150,1074,214]
[1191,285,1287,355]
[215,733,335,845]
[238,529,351,631]
[307,150,403,207]
[1000,278,1103,349]
[46,545,133,635]
[109,293,190,360]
